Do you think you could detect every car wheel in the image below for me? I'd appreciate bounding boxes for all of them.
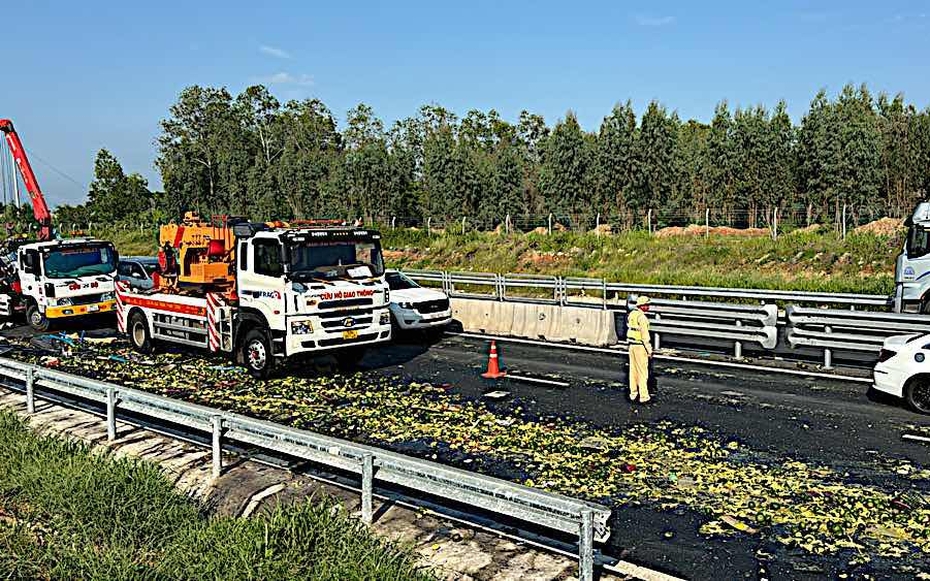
[26,302,50,332]
[128,311,154,354]
[242,328,275,379]
[905,376,930,414]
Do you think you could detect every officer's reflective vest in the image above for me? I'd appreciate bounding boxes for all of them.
[627,308,649,344]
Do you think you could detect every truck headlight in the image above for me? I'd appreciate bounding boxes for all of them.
[290,320,314,335]
[380,311,391,325]
[100,292,115,301]
[385,288,390,303]
[55,297,73,307]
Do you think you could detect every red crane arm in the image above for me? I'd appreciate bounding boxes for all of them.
[0,119,53,241]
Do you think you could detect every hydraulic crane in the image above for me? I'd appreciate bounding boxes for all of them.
[0,119,53,241]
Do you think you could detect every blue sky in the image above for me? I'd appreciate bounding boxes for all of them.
[2,0,929,207]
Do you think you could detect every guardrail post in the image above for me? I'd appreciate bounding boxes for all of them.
[579,509,594,581]
[602,279,607,310]
[106,387,118,441]
[211,415,223,478]
[823,325,833,369]
[361,453,374,524]
[25,367,35,414]
[734,320,743,359]
[654,313,661,350]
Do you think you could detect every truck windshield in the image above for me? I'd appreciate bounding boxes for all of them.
[288,240,384,280]
[907,226,930,259]
[44,245,118,278]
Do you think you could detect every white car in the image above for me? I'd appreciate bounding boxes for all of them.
[385,270,452,331]
[873,333,930,414]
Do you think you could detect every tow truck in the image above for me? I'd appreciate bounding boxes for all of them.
[0,119,118,330]
[116,213,392,377]
[895,202,930,313]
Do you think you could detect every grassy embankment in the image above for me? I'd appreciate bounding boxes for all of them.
[0,411,430,580]
[96,223,901,295]
[381,228,901,295]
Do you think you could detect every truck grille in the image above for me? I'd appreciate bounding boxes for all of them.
[320,316,373,330]
[318,298,374,310]
[415,298,450,314]
[71,293,104,306]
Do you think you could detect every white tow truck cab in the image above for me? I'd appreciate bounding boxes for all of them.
[117,221,392,377]
[0,238,118,330]
[895,202,930,313]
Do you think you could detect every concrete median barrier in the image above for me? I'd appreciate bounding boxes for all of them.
[451,298,618,346]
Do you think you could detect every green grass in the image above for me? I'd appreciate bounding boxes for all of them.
[382,228,901,295]
[0,411,431,581]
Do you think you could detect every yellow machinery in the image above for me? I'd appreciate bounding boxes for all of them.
[158,212,237,291]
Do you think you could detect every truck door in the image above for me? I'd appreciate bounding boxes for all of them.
[18,249,42,308]
[237,238,287,329]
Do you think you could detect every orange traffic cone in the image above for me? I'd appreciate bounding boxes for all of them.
[481,341,507,379]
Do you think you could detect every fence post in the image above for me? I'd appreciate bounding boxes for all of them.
[823,325,833,369]
[505,213,511,235]
[579,509,594,581]
[841,204,847,240]
[391,216,396,230]
[548,213,553,235]
[427,217,432,237]
[462,216,467,235]
[705,208,710,238]
[211,415,223,478]
[773,208,779,241]
[361,453,374,524]
[106,387,118,441]
[647,209,653,235]
[595,213,601,237]
[734,320,743,359]
[25,367,35,413]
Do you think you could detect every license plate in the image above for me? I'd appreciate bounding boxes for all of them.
[342,330,358,340]
[87,304,100,312]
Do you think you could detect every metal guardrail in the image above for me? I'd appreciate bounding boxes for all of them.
[786,307,930,368]
[0,357,611,580]
[401,269,892,309]
[630,295,779,354]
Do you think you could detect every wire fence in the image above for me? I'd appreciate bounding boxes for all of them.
[11,203,902,243]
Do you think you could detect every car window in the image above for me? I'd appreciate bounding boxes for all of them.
[130,264,146,278]
[386,272,419,290]
[118,262,132,276]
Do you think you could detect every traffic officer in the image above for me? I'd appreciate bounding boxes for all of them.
[627,295,654,403]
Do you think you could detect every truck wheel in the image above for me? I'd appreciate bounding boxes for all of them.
[242,329,275,379]
[334,347,367,371]
[128,311,154,354]
[26,303,50,332]
[905,377,930,414]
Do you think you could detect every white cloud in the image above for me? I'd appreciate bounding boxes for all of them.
[254,72,314,87]
[259,45,292,59]
[634,14,675,27]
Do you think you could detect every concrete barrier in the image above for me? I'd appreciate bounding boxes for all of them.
[451,298,618,347]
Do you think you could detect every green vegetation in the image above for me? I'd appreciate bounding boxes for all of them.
[382,228,901,295]
[0,410,430,580]
[44,82,930,239]
[7,342,930,566]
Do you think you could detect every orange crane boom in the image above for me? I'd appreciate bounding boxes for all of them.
[0,119,53,241]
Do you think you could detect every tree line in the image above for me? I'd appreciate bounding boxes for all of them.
[54,83,930,230]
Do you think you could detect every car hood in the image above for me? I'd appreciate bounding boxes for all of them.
[391,287,448,303]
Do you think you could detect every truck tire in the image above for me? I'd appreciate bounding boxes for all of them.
[242,328,275,379]
[26,302,50,332]
[128,311,154,354]
[905,377,930,415]
[334,347,367,371]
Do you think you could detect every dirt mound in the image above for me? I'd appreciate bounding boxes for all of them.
[530,226,549,235]
[853,217,904,237]
[591,224,613,236]
[655,224,768,238]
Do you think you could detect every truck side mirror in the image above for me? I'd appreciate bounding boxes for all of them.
[21,251,38,274]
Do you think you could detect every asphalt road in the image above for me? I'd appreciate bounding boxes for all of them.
[361,333,930,580]
[4,320,929,579]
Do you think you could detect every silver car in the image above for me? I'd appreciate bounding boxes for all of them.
[118,256,158,290]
